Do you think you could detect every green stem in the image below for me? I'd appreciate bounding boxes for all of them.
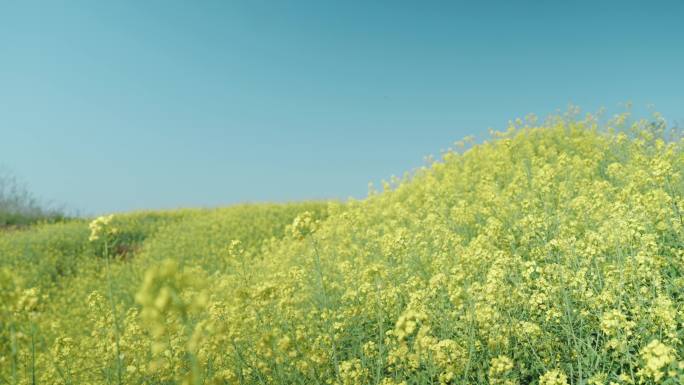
[310,238,340,379]
[31,323,36,385]
[10,323,17,385]
[104,240,124,385]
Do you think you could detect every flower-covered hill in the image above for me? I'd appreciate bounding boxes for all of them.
[2,113,684,385]
[245,114,684,384]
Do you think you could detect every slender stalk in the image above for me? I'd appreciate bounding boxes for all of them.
[10,324,17,385]
[310,239,340,379]
[30,323,36,385]
[103,240,123,385]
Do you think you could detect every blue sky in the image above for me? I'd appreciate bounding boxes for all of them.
[1,1,683,215]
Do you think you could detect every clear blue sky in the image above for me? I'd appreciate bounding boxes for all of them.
[1,1,682,215]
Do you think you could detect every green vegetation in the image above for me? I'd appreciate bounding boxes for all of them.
[2,112,684,385]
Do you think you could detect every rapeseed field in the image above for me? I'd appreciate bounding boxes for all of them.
[2,112,683,385]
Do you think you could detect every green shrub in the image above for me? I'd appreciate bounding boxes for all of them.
[0,170,64,227]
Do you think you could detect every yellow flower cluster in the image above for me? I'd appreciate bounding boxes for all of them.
[88,214,116,241]
[539,369,569,385]
[290,210,318,240]
[489,355,516,385]
[637,340,677,382]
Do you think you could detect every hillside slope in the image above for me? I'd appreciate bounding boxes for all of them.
[2,114,684,385]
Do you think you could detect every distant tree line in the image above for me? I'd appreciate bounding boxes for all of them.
[0,168,65,227]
